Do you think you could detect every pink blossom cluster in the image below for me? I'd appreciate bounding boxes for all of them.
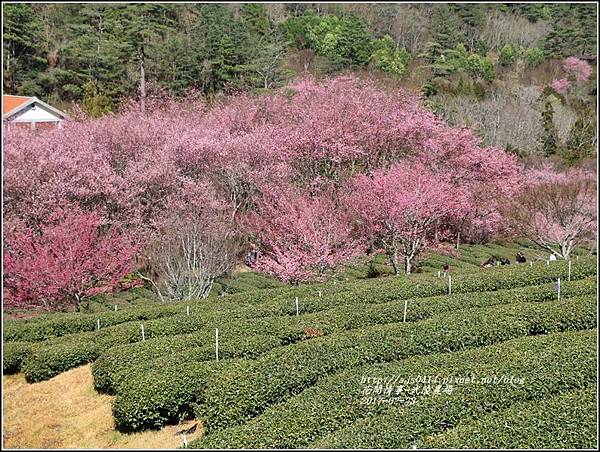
[3,74,549,303]
[563,56,592,82]
[550,78,571,95]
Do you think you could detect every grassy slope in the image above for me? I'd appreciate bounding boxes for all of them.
[2,365,203,449]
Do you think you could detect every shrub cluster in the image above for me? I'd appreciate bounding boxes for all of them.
[93,277,595,394]
[418,387,597,449]
[191,329,596,448]
[3,303,182,343]
[11,259,595,380]
[2,341,33,374]
[111,295,596,432]
[314,328,597,448]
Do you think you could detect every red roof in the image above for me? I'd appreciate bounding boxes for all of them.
[3,95,32,115]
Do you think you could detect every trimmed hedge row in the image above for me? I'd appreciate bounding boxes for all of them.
[10,259,596,380]
[418,387,597,449]
[3,303,183,343]
[111,295,596,432]
[190,329,596,449]
[2,341,33,374]
[12,260,595,382]
[93,277,595,394]
[314,330,598,449]
[6,256,594,344]
[196,295,597,434]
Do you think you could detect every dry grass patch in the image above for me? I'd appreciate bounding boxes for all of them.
[2,364,202,449]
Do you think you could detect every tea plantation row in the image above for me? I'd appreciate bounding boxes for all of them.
[112,296,596,431]
[190,329,597,449]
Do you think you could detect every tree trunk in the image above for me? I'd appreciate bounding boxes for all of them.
[390,247,401,275]
[405,255,413,275]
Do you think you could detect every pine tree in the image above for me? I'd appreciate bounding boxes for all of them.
[540,97,559,157]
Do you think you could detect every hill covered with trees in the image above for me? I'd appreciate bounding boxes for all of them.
[3,2,597,163]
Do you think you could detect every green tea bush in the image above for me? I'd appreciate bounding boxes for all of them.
[191,329,596,448]
[93,277,595,394]
[3,341,33,374]
[111,296,596,432]
[3,304,183,343]
[197,296,596,434]
[418,387,597,449]
[12,258,596,380]
[314,329,597,448]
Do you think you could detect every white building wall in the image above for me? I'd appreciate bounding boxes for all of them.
[9,104,62,123]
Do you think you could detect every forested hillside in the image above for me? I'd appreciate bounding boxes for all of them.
[3,3,597,162]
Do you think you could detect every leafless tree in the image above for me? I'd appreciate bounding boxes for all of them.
[479,10,550,52]
[503,179,597,259]
[435,82,544,154]
[146,213,240,301]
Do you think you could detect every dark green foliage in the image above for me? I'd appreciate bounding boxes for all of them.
[499,44,518,67]
[3,342,33,374]
[11,258,597,380]
[111,294,596,432]
[466,54,496,83]
[524,47,545,66]
[544,3,597,58]
[92,277,595,395]
[3,302,181,343]
[540,97,559,157]
[314,328,597,448]
[2,3,45,94]
[196,296,596,435]
[418,387,597,449]
[3,3,597,109]
[190,329,596,448]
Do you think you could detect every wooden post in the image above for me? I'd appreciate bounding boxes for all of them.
[187,305,190,316]
[546,260,549,266]
[568,260,572,281]
[295,297,299,316]
[182,434,188,447]
[96,319,100,330]
[576,255,580,261]
[448,275,452,295]
[215,328,219,362]
[141,324,145,341]
[437,271,441,278]
[557,278,561,301]
[403,300,408,323]
[114,305,117,311]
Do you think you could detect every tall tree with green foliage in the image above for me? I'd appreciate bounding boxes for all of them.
[540,97,559,157]
[3,3,44,94]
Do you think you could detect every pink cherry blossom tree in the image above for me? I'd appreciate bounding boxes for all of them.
[563,56,592,82]
[245,184,360,284]
[346,161,470,275]
[551,78,571,95]
[3,205,139,312]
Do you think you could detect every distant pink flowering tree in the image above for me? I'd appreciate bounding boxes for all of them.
[563,56,592,82]
[245,185,360,284]
[503,168,596,259]
[551,78,571,95]
[346,161,470,275]
[3,206,139,311]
